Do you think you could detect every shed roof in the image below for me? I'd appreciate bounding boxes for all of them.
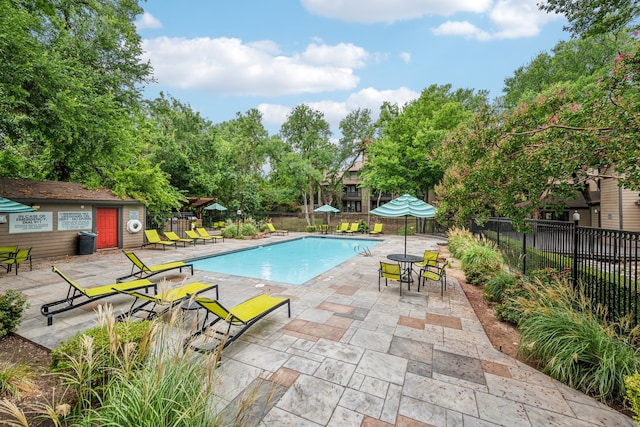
[0,178,139,204]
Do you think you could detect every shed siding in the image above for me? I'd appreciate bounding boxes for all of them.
[600,179,620,230]
[121,205,145,249]
[1,202,145,259]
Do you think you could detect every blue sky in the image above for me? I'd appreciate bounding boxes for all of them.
[136,1,568,134]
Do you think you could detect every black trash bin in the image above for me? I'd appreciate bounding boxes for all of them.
[77,231,98,255]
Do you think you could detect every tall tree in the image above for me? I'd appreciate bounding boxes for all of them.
[538,0,640,37]
[277,105,333,225]
[0,0,152,185]
[361,85,485,201]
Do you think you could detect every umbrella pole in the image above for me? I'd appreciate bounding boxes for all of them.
[404,215,407,257]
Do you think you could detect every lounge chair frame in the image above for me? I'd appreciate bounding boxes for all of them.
[185,294,291,353]
[184,229,209,245]
[116,250,194,282]
[142,229,177,250]
[163,231,195,247]
[266,223,288,236]
[196,227,225,243]
[41,266,156,326]
[116,281,218,321]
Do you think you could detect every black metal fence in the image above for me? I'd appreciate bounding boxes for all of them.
[472,218,640,326]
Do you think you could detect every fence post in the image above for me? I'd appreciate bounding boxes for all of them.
[572,212,580,290]
[522,232,527,275]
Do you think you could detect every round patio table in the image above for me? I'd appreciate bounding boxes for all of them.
[386,253,423,291]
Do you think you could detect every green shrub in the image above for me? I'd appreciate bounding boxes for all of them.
[483,271,517,303]
[51,320,153,372]
[494,279,530,325]
[306,225,317,232]
[82,352,218,426]
[446,226,475,258]
[0,290,29,338]
[460,243,505,286]
[519,282,640,404]
[625,373,640,424]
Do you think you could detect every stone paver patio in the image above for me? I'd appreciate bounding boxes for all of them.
[2,232,635,426]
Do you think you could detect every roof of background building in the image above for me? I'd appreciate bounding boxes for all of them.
[0,178,139,203]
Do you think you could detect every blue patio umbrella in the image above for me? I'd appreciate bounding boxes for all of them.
[314,204,340,225]
[204,202,227,212]
[0,197,37,213]
[370,194,436,256]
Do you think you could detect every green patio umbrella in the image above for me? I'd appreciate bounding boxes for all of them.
[204,202,227,212]
[370,194,436,256]
[0,197,37,213]
[314,204,340,225]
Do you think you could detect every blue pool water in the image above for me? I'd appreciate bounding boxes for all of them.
[191,236,380,285]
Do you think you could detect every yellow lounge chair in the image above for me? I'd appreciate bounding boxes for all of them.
[185,229,209,245]
[369,223,383,234]
[116,281,218,321]
[345,222,360,233]
[267,223,288,236]
[335,222,349,233]
[196,227,225,243]
[117,250,194,282]
[185,293,291,353]
[41,266,156,326]
[163,231,195,247]
[143,229,177,250]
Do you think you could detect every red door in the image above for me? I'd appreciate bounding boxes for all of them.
[96,208,118,250]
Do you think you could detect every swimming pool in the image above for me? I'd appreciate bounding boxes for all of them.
[191,236,380,285]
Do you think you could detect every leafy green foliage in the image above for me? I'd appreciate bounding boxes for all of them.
[0,290,28,338]
[82,353,217,426]
[519,281,640,404]
[625,373,640,424]
[51,321,153,373]
[538,0,640,37]
[483,271,517,303]
[361,85,485,199]
[459,242,505,286]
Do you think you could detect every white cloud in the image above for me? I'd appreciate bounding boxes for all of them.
[301,0,493,23]
[301,0,561,41]
[142,37,366,96]
[432,20,492,41]
[136,12,162,29]
[400,52,411,63]
[302,43,369,68]
[258,86,419,131]
[432,0,561,41]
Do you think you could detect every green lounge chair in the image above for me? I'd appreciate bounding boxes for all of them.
[41,266,156,326]
[335,222,349,233]
[185,294,291,353]
[117,250,193,282]
[116,281,218,321]
[369,223,383,234]
[143,229,177,250]
[163,231,195,247]
[266,223,288,236]
[345,222,360,233]
[196,227,225,243]
[184,229,210,244]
